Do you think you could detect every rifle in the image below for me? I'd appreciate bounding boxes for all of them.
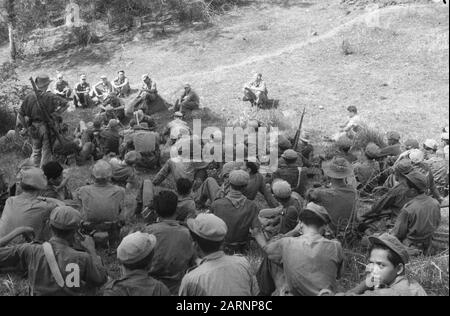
[293,106,306,151]
[29,77,64,148]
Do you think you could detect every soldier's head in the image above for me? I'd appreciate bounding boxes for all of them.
[393,159,413,183]
[299,203,331,234]
[254,73,263,83]
[281,149,298,164]
[404,170,427,195]
[347,106,358,118]
[154,191,178,220]
[423,139,438,154]
[404,139,420,151]
[176,178,193,197]
[118,70,125,79]
[100,75,108,83]
[35,74,52,91]
[142,74,151,84]
[56,74,64,82]
[387,131,401,146]
[229,170,250,192]
[117,232,157,271]
[42,161,64,186]
[91,160,112,184]
[49,206,82,242]
[243,160,260,175]
[272,180,292,204]
[187,214,227,257]
[184,83,191,94]
[80,74,87,82]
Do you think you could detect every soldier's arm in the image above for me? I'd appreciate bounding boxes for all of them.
[81,238,108,287]
[390,209,409,241]
[0,243,30,270]
[259,176,278,208]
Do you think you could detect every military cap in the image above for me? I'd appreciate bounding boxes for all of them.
[125,151,141,164]
[50,206,82,231]
[35,74,52,89]
[174,112,184,118]
[229,170,250,186]
[404,139,420,150]
[92,160,113,179]
[365,142,381,159]
[322,157,353,179]
[423,139,438,150]
[304,202,331,224]
[117,232,157,265]
[368,233,409,265]
[278,135,292,151]
[441,133,449,141]
[184,83,191,89]
[108,119,120,129]
[282,149,299,160]
[409,149,424,164]
[21,168,47,190]
[187,213,228,242]
[387,131,401,141]
[393,159,413,176]
[404,170,428,192]
[272,180,292,199]
[80,74,87,80]
[220,161,242,178]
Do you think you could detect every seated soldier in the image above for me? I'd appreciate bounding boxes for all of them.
[98,93,126,124]
[332,106,363,141]
[176,178,196,222]
[0,206,107,296]
[243,73,268,107]
[91,75,114,103]
[174,84,200,114]
[210,170,260,254]
[353,143,382,194]
[335,136,358,163]
[273,149,306,197]
[130,74,158,112]
[241,161,278,208]
[120,122,161,171]
[74,74,92,108]
[78,118,104,165]
[359,159,417,234]
[379,131,402,158]
[297,132,314,167]
[112,70,131,98]
[0,168,63,242]
[99,119,121,157]
[179,214,257,296]
[341,233,426,296]
[41,161,73,201]
[423,139,448,193]
[145,191,196,294]
[255,202,344,296]
[74,160,125,224]
[391,171,441,256]
[307,157,357,234]
[54,74,72,99]
[163,112,191,143]
[111,151,140,190]
[104,232,170,296]
[409,149,443,203]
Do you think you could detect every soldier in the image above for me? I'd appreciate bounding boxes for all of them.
[92,75,114,103]
[210,170,260,254]
[112,70,131,98]
[307,157,357,234]
[104,232,170,296]
[74,74,92,108]
[18,74,70,168]
[53,74,72,99]
[0,168,63,241]
[423,139,448,193]
[174,84,200,114]
[0,206,108,296]
[241,161,278,208]
[111,151,140,189]
[175,178,197,222]
[353,143,382,194]
[379,131,402,158]
[98,119,122,156]
[145,191,196,294]
[273,149,306,197]
[41,161,73,201]
[179,214,257,296]
[243,73,268,107]
[78,118,104,165]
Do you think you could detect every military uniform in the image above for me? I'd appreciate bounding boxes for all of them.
[19,87,68,168]
[176,196,196,222]
[121,127,160,170]
[145,220,196,294]
[104,270,170,296]
[244,172,278,208]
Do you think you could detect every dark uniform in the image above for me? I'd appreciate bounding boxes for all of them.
[104,270,170,296]
[19,91,68,167]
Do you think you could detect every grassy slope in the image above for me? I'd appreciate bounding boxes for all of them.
[0,0,448,295]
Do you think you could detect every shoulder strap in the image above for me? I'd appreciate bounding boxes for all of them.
[296,167,303,189]
[42,242,65,288]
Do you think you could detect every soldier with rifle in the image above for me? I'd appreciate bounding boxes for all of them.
[18,75,70,168]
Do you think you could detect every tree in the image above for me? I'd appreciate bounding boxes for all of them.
[0,0,16,62]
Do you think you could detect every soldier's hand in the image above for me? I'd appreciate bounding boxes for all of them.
[80,235,96,253]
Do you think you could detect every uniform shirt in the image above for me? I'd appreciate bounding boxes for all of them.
[211,194,260,244]
[104,270,170,296]
[99,128,121,155]
[425,155,447,186]
[265,232,343,296]
[273,162,301,193]
[179,251,257,296]
[74,183,125,223]
[413,162,441,201]
[359,276,427,296]
[75,82,91,93]
[176,196,196,222]
[244,172,278,208]
[114,76,129,87]
[0,193,58,241]
[308,185,357,232]
[19,91,67,122]
[94,81,113,94]
[391,194,441,245]
[55,80,69,92]
[145,220,195,294]
[0,237,107,296]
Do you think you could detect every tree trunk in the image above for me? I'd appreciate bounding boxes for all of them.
[7,21,16,62]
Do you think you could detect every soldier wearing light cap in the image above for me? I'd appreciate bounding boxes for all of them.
[379,131,402,158]
[274,149,307,196]
[0,206,108,296]
[179,214,257,296]
[423,139,447,190]
[0,167,63,241]
[174,83,200,114]
[255,201,343,296]
[104,232,170,296]
[210,170,260,254]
